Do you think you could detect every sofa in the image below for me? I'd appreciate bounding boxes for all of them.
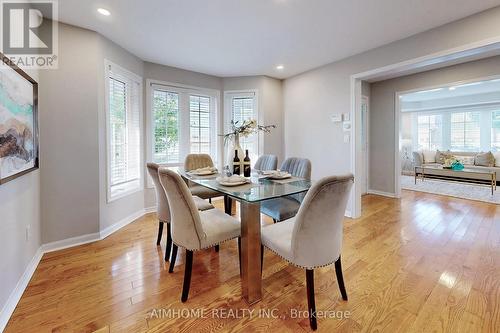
[413,150,500,184]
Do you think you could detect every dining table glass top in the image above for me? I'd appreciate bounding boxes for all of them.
[178,169,312,203]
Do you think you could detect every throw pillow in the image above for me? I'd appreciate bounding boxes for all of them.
[474,151,495,167]
[435,150,453,164]
[454,155,475,166]
[493,152,500,167]
[422,150,436,163]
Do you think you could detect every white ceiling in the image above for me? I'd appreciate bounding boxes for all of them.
[401,78,500,102]
[57,0,500,79]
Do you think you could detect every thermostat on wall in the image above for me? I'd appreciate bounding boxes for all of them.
[330,114,342,122]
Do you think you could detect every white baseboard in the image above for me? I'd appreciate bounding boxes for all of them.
[0,247,44,331]
[0,207,155,332]
[367,189,397,198]
[42,232,101,253]
[100,207,154,239]
[144,206,156,214]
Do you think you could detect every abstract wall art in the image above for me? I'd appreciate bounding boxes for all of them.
[0,53,38,184]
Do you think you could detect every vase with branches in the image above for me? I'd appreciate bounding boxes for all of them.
[222,119,276,167]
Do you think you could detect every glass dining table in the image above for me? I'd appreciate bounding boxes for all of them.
[179,169,312,304]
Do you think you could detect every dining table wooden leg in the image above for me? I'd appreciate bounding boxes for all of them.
[240,200,262,304]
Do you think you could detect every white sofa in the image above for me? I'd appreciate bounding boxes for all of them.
[413,150,500,184]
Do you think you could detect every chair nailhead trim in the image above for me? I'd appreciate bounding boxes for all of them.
[262,244,337,270]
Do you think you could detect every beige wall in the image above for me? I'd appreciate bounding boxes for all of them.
[97,35,146,231]
[39,24,101,242]
[370,55,500,193]
[0,67,41,316]
[283,7,500,186]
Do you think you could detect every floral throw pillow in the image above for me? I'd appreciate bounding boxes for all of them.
[436,150,453,164]
[474,151,495,167]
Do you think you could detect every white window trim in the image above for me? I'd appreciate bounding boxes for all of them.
[410,105,500,152]
[223,90,261,163]
[104,60,144,202]
[145,79,220,188]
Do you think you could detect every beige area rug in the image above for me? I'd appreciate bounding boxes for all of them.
[401,175,500,204]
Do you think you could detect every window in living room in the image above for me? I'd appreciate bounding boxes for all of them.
[400,77,500,154]
[417,114,442,150]
[491,111,500,151]
[450,111,481,151]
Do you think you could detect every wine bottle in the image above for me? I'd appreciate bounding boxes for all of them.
[243,150,251,177]
[233,150,241,175]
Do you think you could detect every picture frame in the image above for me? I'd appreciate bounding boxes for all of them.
[0,51,39,185]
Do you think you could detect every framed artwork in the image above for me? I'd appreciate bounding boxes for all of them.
[0,52,39,184]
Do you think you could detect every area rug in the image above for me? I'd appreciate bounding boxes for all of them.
[401,175,500,204]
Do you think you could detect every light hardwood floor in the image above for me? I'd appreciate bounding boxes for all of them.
[5,191,500,332]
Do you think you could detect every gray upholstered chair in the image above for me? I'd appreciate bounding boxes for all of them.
[146,163,214,261]
[254,154,278,171]
[184,154,221,202]
[261,157,312,222]
[158,167,241,302]
[261,174,354,330]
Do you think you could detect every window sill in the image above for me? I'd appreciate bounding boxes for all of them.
[108,180,142,203]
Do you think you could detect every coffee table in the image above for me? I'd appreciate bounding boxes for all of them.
[414,165,496,195]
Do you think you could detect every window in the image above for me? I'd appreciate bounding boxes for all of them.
[417,115,442,150]
[149,82,218,168]
[190,95,211,154]
[106,62,142,201]
[225,91,259,163]
[492,111,500,151]
[153,90,179,163]
[450,111,481,151]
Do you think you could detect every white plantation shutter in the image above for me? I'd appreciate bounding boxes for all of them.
[152,90,180,163]
[190,95,211,154]
[149,83,218,169]
[107,62,143,201]
[226,92,259,163]
[109,77,127,185]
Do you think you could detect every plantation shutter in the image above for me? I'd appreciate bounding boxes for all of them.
[108,63,142,200]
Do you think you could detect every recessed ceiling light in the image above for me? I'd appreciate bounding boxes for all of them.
[276,65,284,70]
[97,8,111,16]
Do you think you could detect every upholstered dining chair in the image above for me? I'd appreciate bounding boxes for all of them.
[254,154,278,171]
[184,154,221,203]
[261,174,353,330]
[158,167,242,302]
[261,157,312,222]
[146,163,214,261]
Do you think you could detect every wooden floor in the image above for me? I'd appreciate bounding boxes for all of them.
[5,191,500,332]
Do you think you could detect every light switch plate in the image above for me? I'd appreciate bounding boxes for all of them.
[343,121,351,131]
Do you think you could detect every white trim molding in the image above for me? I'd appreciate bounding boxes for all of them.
[0,247,44,331]
[349,37,500,219]
[100,207,155,239]
[0,207,156,332]
[367,189,398,198]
